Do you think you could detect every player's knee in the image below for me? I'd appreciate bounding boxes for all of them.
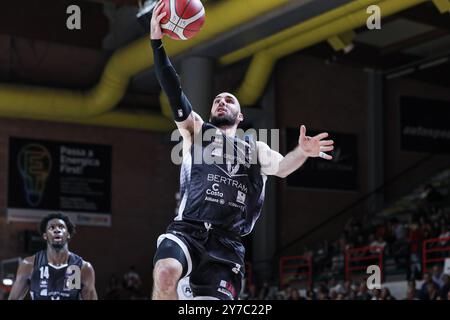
[154,259,182,291]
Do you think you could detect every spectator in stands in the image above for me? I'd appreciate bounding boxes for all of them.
[305,288,316,300]
[241,283,257,300]
[318,282,331,300]
[422,222,434,240]
[317,291,329,300]
[267,283,280,300]
[380,287,396,300]
[408,222,423,279]
[419,273,439,300]
[338,293,348,300]
[328,278,344,295]
[122,266,146,300]
[393,218,407,241]
[390,219,409,269]
[438,225,450,247]
[257,281,270,300]
[426,282,440,300]
[331,253,344,276]
[371,289,381,300]
[287,288,303,300]
[405,280,420,300]
[329,290,338,300]
[279,284,294,300]
[370,235,387,254]
[314,240,330,273]
[103,274,122,300]
[432,265,445,288]
[356,282,372,300]
[439,274,449,300]
[343,280,356,299]
[123,265,142,290]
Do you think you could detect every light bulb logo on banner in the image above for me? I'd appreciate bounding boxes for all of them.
[17,144,52,207]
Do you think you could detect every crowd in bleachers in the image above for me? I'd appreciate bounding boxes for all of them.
[304,184,449,281]
[241,265,450,300]
[242,181,450,300]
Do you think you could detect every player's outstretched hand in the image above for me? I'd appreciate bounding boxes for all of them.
[298,125,334,160]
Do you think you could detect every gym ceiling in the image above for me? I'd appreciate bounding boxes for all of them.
[0,0,449,130]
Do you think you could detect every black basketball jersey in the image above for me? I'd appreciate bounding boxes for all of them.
[29,250,84,300]
[176,122,266,236]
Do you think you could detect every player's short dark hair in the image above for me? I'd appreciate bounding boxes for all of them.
[39,213,75,236]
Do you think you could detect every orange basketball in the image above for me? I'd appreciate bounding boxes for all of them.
[160,0,206,40]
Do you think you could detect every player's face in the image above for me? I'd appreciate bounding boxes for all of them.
[44,219,70,250]
[210,92,243,127]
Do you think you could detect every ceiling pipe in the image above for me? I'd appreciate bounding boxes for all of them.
[0,0,437,129]
[234,0,429,106]
[0,0,290,130]
[432,0,450,13]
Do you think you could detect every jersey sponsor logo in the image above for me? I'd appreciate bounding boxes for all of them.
[184,286,192,295]
[180,284,193,299]
[177,277,193,300]
[205,196,225,205]
[206,183,224,198]
[219,280,236,298]
[227,162,240,176]
[205,196,220,204]
[48,291,71,299]
[227,201,245,212]
[204,222,212,231]
[236,190,246,205]
[217,287,233,299]
[207,174,248,193]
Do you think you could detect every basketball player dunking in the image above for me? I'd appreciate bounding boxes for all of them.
[150,1,334,300]
[8,213,97,300]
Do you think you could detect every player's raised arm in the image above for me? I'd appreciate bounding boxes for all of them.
[150,0,203,137]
